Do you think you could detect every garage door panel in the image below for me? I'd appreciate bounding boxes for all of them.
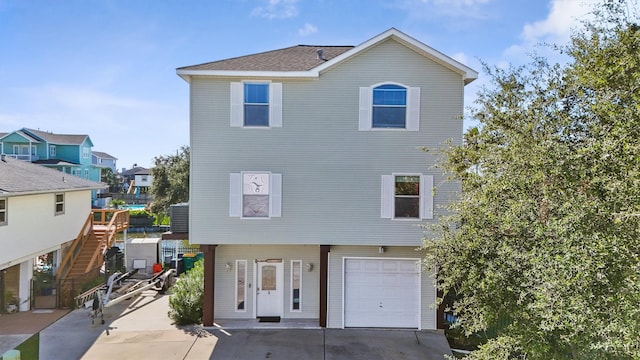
[344,258,420,329]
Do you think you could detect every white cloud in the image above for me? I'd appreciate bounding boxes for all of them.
[521,0,594,45]
[394,0,492,19]
[252,0,299,19]
[298,23,318,36]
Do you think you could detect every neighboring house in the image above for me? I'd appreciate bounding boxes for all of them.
[0,155,105,312]
[0,128,102,194]
[92,151,118,173]
[177,28,477,329]
[120,166,153,195]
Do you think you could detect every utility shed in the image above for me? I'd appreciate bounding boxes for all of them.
[126,237,161,275]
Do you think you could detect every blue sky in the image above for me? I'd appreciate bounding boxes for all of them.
[0,0,596,169]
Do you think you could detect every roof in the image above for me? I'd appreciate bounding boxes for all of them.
[177,28,478,84]
[178,45,353,72]
[121,166,151,176]
[0,130,41,143]
[33,159,80,166]
[92,151,118,160]
[23,128,90,146]
[0,155,106,195]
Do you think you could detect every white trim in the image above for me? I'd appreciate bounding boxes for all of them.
[342,256,422,330]
[235,260,248,312]
[390,173,422,221]
[290,260,302,312]
[421,175,434,220]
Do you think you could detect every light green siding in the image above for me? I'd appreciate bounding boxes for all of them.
[190,38,463,247]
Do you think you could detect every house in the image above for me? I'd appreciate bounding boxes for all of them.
[0,155,106,312]
[0,128,102,191]
[92,151,118,173]
[176,28,477,329]
[120,166,153,196]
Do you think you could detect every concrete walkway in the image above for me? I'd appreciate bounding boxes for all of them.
[32,292,451,359]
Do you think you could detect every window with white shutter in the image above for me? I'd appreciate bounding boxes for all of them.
[359,83,420,131]
[381,174,433,220]
[230,82,283,128]
[230,172,282,218]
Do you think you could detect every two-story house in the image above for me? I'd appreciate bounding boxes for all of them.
[0,155,105,312]
[92,151,118,173]
[0,128,102,186]
[120,166,153,196]
[177,28,477,329]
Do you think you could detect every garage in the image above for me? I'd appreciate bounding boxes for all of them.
[344,258,420,328]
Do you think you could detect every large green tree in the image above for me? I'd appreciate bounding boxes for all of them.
[425,1,640,358]
[149,146,189,215]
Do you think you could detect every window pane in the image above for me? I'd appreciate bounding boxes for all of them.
[56,203,64,213]
[373,86,406,105]
[0,200,5,210]
[262,265,277,291]
[244,105,269,126]
[0,212,5,223]
[395,197,420,218]
[292,261,301,310]
[244,83,269,104]
[237,261,246,310]
[372,107,406,128]
[56,194,64,202]
[243,195,269,217]
[395,176,420,195]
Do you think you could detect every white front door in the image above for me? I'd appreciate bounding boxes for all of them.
[256,260,283,317]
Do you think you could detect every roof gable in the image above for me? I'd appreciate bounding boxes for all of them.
[177,28,477,84]
[23,128,91,146]
[92,151,117,160]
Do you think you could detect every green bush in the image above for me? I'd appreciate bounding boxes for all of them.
[168,259,204,325]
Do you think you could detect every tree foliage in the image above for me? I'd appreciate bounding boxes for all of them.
[149,146,189,214]
[425,1,640,358]
[168,259,204,325]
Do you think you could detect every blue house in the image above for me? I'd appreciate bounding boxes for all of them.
[0,128,103,198]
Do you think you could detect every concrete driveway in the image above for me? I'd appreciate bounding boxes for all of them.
[38,293,451,359]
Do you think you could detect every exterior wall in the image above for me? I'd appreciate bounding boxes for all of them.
[0,190,92,270]
[214,245,320,319]
[190,38,463,247]
[56,144,81,163]
[134,174,153,187]
[325,245,436,330]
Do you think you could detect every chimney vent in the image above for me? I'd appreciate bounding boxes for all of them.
[316,48,324,60]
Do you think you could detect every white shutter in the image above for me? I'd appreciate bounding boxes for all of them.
[270,173,282,217]
[229,173,241,217]
[230,82,243,127]
[420,175,433,219]
[381,175,394,218]
[406,87,421,131]
[270,83,283,127]
[359,87,372,131]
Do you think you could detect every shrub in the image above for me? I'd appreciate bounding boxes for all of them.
[168,259,204,325]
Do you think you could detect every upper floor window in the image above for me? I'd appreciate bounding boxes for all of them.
[0,198,7,225]
[55,193,65,215]
[381,174,433,220]
[359,83,420,131]
[84,169,89,178]
[230,82,282,128]
[50,145,56,157]
[83,147,90,158]
[229,172,282,219]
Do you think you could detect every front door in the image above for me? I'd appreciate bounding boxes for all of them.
[256,260,283,317]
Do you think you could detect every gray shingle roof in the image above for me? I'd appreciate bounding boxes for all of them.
[177,45,354,72]
[24,128,89,145]
[121,166,150,176]
[0,156,105,195]
[92,151,117,160]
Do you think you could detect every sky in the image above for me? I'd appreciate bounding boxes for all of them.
[0,0,598,170]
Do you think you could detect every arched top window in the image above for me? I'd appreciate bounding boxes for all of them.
[359,83,420,131]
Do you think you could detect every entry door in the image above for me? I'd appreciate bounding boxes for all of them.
[256,260,283,317]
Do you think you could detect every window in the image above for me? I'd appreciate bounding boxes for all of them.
[0,198,7,225]
[55,193,64,215]
[291,260,302,311]
[359,83,420,131]
[230,82,282,128]
[381,174,433,220]
[229,172,282,218]
[84,169,89,179]
[83,147,90,159]
[50,145,56,157]
[236,260,247,311]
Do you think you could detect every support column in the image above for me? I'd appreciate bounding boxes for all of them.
[319,245,330,328]
[200,245,217,326]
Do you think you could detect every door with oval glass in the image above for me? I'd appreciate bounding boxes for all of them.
[256,260,283,317]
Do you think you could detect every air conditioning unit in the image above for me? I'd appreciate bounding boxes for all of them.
[170,203,189,233]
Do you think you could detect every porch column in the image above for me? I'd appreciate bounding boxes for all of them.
[319,245,330,327]
[200,245,217,326]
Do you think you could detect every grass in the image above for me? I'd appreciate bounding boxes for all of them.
[14,332,39,359]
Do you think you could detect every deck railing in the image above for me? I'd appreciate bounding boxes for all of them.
[85,210,129,272]
[55,213,94,280]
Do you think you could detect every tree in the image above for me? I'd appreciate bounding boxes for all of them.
[149,146,189,215]
[425,1,640,358]
[100,167,120,191]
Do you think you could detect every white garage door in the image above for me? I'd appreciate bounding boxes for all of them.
[344,258,420,328]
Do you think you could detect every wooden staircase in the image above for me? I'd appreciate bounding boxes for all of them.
[55,209,130,307]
